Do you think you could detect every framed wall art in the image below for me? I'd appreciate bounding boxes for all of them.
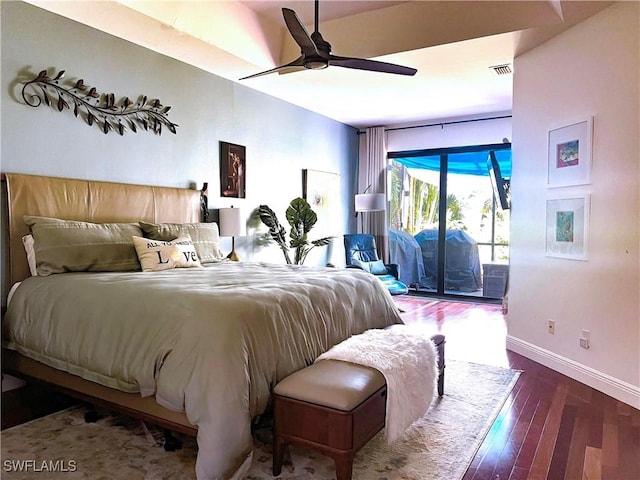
[219,141,246,198]
[302,169,340,237]
[547,118,593,187]
[545,194,590,260]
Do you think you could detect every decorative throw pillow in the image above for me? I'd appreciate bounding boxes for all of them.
[132,235,202,272]
[21,234,37,276]
[24,216,143,276]
[139,221,224,263]
[352,258,388,275]
[351,258,369,272]
[368,259,389,275]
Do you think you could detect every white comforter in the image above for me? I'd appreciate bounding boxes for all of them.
[3,262,403,479]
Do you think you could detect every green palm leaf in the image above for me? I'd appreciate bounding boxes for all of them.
[259,197,333,265]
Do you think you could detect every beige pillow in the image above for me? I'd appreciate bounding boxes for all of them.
[139,221,223,263]
[24,216,143,276]
[132,235,202,272]
[22,234,37,276]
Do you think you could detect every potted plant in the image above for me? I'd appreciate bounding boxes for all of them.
[258,197,333,265]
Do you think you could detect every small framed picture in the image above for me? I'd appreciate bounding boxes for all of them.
[219,141,246,198]
[545,194,590,260]
[547,118,593,187]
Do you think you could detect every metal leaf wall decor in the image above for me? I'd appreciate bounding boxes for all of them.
[20,69,178,136]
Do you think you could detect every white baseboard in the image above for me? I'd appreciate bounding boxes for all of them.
[506,335,640,409]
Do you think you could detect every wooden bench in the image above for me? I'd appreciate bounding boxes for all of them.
[431,333,446,396]
[272,333,445,480]
[273,359,386,480]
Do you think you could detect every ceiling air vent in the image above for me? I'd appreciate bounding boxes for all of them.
[490,64,512,75]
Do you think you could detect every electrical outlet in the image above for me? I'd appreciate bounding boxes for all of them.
[580,330,591,349]
[548,319,555,334]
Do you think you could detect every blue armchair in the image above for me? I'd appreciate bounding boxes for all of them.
[344,234,409,295]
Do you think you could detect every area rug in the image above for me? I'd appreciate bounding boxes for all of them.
[0,360,520,480]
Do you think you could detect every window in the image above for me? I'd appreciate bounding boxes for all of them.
[387,143,511,300]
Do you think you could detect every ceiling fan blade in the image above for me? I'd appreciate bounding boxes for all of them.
[239,56,305,80]
[243,1,415,80]
[330,55,417,76]
[282,8,319,57]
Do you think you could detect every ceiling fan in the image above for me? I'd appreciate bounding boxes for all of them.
[239,0,417,80]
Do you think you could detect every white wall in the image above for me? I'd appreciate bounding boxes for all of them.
[0,1,358,275]
[386,113,512,152]
[509,2,639,407]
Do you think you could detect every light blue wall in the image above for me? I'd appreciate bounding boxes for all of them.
[1,1,358,269]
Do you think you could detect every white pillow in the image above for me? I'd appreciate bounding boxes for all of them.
[138,221,224,263]
[132,235,202,272]
[22,234,37,276]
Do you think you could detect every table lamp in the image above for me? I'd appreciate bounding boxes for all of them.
[219,206,245,261]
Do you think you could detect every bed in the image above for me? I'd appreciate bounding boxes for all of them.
[0,173,403,480]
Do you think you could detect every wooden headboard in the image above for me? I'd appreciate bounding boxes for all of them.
[2,173,203,303]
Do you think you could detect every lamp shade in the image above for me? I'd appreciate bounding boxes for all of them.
[355,193,385,212]
[218,207,245,237]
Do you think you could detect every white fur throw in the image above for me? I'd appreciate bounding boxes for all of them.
[315,325,437,443]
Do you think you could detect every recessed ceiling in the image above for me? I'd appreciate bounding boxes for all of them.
[26,1,612,129]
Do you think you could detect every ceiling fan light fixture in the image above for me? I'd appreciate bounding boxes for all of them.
[305,60,329,70]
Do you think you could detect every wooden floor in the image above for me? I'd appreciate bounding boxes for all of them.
[2,296,639,480]
[1,380,77,430]
[395,295,640,480]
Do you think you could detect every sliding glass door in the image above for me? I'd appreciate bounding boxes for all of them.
[387,143,511,300]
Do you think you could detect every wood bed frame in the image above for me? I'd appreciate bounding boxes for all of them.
[1,172,209,437]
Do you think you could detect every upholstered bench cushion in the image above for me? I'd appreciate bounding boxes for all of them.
[274,359,385,411]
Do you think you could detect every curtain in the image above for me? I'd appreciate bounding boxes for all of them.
[358,126,389,262]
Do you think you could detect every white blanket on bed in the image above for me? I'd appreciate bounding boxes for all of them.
[316,325,437,443]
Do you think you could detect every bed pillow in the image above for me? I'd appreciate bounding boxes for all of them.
[352,258,388,275]
[139,221,224,263]
[22,234,37,276]
[132,235,203,272]
[24,216,143,276]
